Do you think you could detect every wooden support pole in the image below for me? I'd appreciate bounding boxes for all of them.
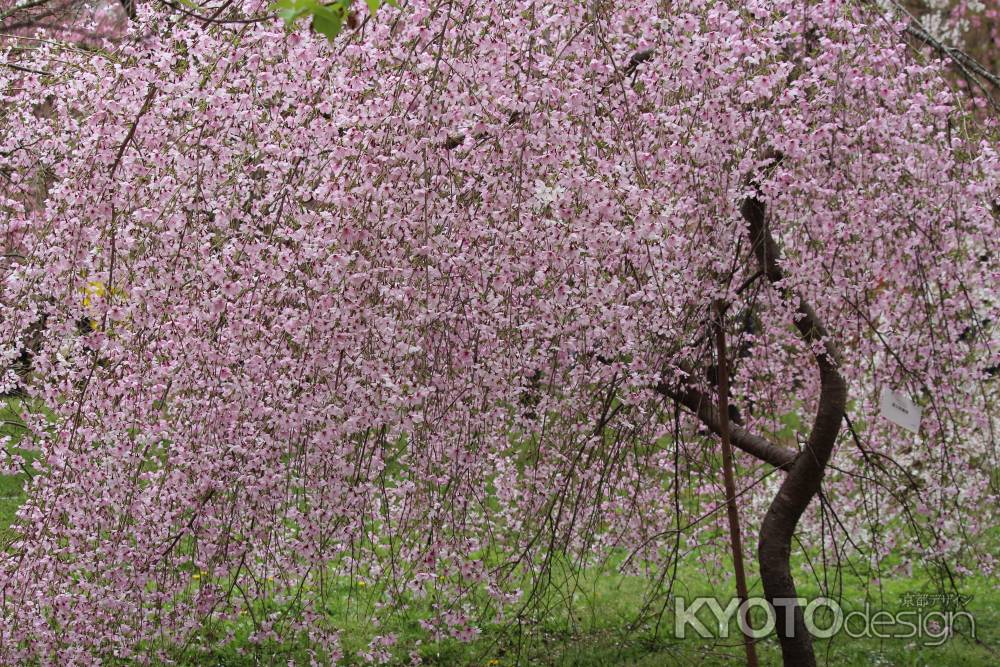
[712,300,759,667]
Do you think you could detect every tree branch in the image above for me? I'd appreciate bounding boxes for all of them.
[868,0,1000,113]
[110,84,157,177]
[656,381,797,469]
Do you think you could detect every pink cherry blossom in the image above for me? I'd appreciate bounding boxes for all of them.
[0,0,997,665]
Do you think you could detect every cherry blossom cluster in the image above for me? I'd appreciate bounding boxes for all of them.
[1,0,997,663]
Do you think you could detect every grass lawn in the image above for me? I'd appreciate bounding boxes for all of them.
[2,396,997,665]
[165,552,998,666]
[0,397,33,532]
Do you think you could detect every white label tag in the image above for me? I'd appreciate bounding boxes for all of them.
[879,388,922,434]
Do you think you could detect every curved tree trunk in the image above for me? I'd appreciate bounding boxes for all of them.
[756,362,846,666]
[742,168,848,667]
[659,156,848,666]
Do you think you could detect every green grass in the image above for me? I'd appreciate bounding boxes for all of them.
[1,403,997,665]
[154,542,997,667]
[0,397,34,531]
[160,562,1000,667]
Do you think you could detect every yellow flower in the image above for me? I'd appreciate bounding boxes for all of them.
[192,573,200,580]
[488,660,500,666]
[81,281,107,308]
[357,580,366,588]
[80,280,127,307]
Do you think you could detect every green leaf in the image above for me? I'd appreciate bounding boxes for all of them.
[365,0,381,14]
[311,4,345,40]
[269,0,317,26]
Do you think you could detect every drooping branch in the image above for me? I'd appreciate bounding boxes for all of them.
[867,0,1000,112]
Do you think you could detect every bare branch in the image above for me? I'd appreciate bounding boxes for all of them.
[656,381,797,469]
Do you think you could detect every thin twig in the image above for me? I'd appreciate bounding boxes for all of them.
[110,84,157,177]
